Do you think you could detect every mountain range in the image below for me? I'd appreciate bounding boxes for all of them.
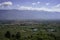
[0,9,60,20]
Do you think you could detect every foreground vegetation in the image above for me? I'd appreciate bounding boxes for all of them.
[0,23,60,40]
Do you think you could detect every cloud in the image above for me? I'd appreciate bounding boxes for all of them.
[46,3,50,5]
[0,1,12,7]
[16,4,20,7]
[18,6,33,10]
[54,4,60,8]
[17,6,60,12]
[37,2,40,4]
[32,1,40,5]
[17,4,20,6]
[32,3,36,5]
[0,1,60,12]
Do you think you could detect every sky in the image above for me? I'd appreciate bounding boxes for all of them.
[0,0,60,12]
[0,0,60,20]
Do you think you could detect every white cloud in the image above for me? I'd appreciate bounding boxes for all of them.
[46,3,50,5]
[37,2,40,4]
[54,4,60,8]
[32,1,40,5]
[16,4,20,7]
[0,1,12,7]
[17,6,60,12]
[32,3,36,5]
[18,6,32,10]
[0,1,60,12]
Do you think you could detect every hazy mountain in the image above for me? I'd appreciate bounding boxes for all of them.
[0,10,60,20]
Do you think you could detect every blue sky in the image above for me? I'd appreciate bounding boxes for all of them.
[0,0,59,6]
[0,0,60,12]
[0,0,60,20]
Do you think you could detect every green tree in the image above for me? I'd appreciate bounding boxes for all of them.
[37,37,42,40]
[5,31,11,39]
[12,34,15,38]
[12,34,15,40]
[15,32,21,40]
